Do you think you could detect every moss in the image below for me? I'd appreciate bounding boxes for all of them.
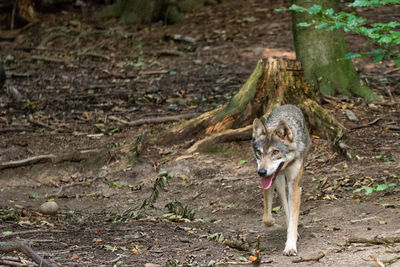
[216,60,264,120]
[203,143,236,157]
[178,0,204,12]
[292,0,375,99]
[165,5,182,24]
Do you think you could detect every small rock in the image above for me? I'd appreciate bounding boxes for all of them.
[39,201,59,215]
[345,110,359,121]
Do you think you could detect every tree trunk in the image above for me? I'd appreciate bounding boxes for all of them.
[292,0,375,99]
[99,0,186,24]
[174,57,345,152]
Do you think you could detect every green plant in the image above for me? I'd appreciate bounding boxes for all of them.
[353,183,397,195]
[376,154,396,162]
[112,171,173,222]
[278,0,400,66]
[165,200,196,221]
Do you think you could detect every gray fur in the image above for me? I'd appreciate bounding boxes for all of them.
[265,105,310,156]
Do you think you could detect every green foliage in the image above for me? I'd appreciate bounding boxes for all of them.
[112,171,173,222]
[280,0,400,66]
[0,208,19,221]
[353,183,397,195]
[376,154,396,162]
[165,200,195,220]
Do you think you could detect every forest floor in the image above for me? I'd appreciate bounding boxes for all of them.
[1,0,400,266]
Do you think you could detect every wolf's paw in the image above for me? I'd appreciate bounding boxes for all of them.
[283,245,297,256]
[262,217,275,227]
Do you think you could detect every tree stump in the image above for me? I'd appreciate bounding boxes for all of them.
[173,57,345,152]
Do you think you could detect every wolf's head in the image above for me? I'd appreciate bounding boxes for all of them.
[251,118,296,190]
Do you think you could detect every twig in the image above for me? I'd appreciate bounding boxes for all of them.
[0,241,57,267]
[350,216,377,224]
[108,113,198,127]
[369,255,385,267]
[217,260,273,265]
[55,176,99,195]
[385,125,400,131]
[385,86,395,104]
[347,236,400,245]
[28,115,57,131]
[39,32,68,48]
[31,55,68,64]
[350,117,381,131]
[0,259,30,266]
[77,52,110,61]
[0,127,33,133]
[157,49,184,57]
[382,256,400,265]
[292,251,327,263]
[139,70,169,75]
[384,67,400,75]
[0,149,101,170]
[1,229,67,239]
[1,256,35,265]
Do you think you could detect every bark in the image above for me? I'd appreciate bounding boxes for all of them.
[0,63,5,88]
[174,57,345,152]
[292,0,375,99]
[99,0,191,24]
[99,0,165,24]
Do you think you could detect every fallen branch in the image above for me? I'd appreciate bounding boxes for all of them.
[217,260,273,265]
[0,127,33,133]
[55,176,99,195]
[108,113,198,127]
[292,251,327,263]
[350,216,377,224]
[350,117,381,131]
[347,236,400,245]
[382,256,400,265]
[31,55,68,64]
[1,229,67,239]
[187,125,252,153]
[28,115,58,131]
[77,52,110,61]
[139,70,169,75]
[0,241,57,267]
[0,149,101,170]
[369,255,384,267]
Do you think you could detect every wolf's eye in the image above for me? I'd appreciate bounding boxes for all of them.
[256,150,262,158]
[272,150,280,156]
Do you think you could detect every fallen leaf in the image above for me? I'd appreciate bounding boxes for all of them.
[249,255,258,262]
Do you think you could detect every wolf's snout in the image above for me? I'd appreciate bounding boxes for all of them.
[257,168,267,177]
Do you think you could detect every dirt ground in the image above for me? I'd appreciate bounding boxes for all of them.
[1,0,400,266]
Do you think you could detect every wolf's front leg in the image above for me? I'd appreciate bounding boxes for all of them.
[262,184,275,226]
[283,160,303,256]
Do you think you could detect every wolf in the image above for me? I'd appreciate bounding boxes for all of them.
[251,104,310,256]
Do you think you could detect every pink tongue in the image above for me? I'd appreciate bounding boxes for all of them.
[260,176,274,190]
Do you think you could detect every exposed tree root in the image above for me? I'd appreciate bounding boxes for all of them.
[187,125,252,153]
[108,113,198,127]
[0,241,57,267]
[0,149,101,170]
[175,57,345,152]
[347,236,400,245]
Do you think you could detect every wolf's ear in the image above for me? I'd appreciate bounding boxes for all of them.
[252,118,266,139]
[274,120,294,143]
